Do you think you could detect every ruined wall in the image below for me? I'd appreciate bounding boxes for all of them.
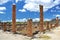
[26,19,32,37]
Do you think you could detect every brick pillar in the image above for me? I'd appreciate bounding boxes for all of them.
[0,22,2,26]
[0,22,1,26]
[46,22,50,31]
[56,17,59,27]
[26,19,32,37]
[52,24,55,28]
[0,22,1,28]
[39,5,44,32]
[1,23,3,29]
[3,23,7,31]
[54,24,56,28]
[50,24,52,29]
[12,4,16,33]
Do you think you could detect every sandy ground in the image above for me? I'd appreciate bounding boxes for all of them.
[46,27,60,40]
[0,26,60,40]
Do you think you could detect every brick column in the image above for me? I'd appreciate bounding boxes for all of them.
[3,23,7,31]
[0,22,2,29]
[12,3,16,33]
[0,22,1,29]
[50,23,52,29]
[26,19,32,37]
[39,5,44,32]
[46,22,50,31]
[52,24,55,28]
[56,17,59,27]
[0,22,3,26]
[0,22,1,26]
[1,23,3,29]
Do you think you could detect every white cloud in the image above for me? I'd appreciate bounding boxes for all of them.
[0,11,5,14]
[25,0,53,4]
[19,9,26,12]
[16,18,27,22]
[51,9,60,12]
[2,18,27,22]
[39,0,53,3]
[16,0,22,3]
[56,6,60,9]
[2,18,52,22]
[23,3,39,12]
[3,18,39,22]
[16,0,19,3]
[0,7,6,10]
[0,0,10,5]
[2,20,12,22]
[54,14,60,17]
[51,10,56,12]
[53,14,60,19]
[44,18,51,21]
[0,7,6,14]
[23,0,60,12]
[33,18,39,22]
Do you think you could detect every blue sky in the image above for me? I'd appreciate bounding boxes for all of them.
[0,0,60,22]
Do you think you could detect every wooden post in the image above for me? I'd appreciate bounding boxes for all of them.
[39,5,44,32]
[12,3,16,33]
[3,22,7,31]
[26,19,32,37]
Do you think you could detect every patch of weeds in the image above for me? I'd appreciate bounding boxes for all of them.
[39,35,51,40]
